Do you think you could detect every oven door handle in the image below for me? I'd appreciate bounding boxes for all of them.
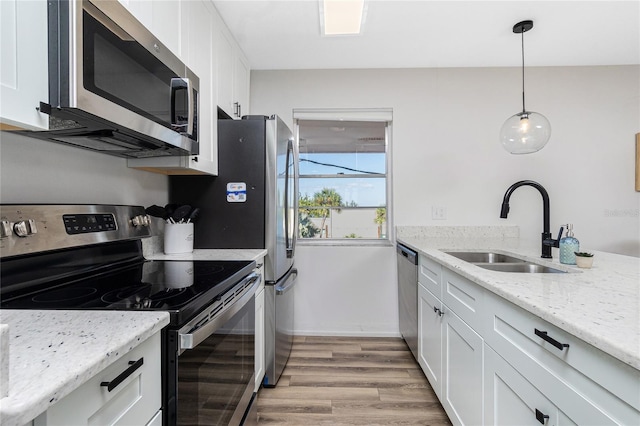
[179,273,259,351]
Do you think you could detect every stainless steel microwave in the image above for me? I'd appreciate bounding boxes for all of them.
[27,0,199,158]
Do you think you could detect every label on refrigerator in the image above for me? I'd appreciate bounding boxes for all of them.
[226,182,247,202]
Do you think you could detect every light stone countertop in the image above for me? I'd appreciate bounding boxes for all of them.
[145,248,267,262]
[0,310,170,426]
[396,226,640,370]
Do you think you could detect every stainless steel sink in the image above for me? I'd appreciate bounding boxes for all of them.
[445,251,568,274]
[476,263,567,274]
[445,251,525,263]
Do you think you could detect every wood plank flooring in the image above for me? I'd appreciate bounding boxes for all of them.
[256,336,452,425]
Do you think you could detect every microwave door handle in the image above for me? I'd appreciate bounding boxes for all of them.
[185,78,194,136]
[170,78,194,136]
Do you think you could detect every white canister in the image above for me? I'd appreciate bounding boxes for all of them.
[164,223,194,254]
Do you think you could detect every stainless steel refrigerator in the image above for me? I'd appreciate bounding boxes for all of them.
[169,114,298,387]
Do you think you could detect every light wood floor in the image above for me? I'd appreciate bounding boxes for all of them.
[256,336,452,425]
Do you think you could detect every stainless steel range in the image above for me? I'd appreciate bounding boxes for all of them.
[0,204,258,426]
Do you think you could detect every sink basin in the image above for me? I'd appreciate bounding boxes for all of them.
[475,263,567,274]
[445,251,525,263]
[445,251,568,274]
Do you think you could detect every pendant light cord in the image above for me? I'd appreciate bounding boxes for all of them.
[521,28,526,114]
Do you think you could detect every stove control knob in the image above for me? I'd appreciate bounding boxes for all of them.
[13,221,28,237]
[131,214,151,227]
[13,219,37,237]
[0,220,12,238]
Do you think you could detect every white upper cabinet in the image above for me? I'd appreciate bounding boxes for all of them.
[118,0,181,58]
[127,0,250,175]
[216,22,250,119]
[127,0,217,175]
[0,0,49,130]
[234,54,250,119]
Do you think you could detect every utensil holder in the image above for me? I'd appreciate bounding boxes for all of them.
[164,223,194,254]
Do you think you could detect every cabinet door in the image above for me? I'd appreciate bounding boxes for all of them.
[215,20,250,120]
[485,345,566,426]
[418,283,443,397]
[126,0,217,175]
[216,24,235,118]
[234,53,250,118]
[118,0,151,28]
[442,309,483,426]
[181,0,216,174]
[151,0,181,58]
[0,0,49,130]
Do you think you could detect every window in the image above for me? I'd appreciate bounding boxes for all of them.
[295,109,392,242]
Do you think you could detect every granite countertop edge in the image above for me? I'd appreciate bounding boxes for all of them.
[0,310,170,426]
[396,231,640,371]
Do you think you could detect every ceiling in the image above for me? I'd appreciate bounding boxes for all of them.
[212,0,640,70]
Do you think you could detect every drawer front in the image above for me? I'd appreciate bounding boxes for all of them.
[484,293,640,424]
[484,345,614,426]
[46,331,162,426]
[418,255,442,299]
[442,268,484,332]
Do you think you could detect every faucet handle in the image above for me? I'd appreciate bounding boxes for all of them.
[556,226,564,242]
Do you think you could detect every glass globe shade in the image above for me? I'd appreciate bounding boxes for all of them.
[500,111,551,154]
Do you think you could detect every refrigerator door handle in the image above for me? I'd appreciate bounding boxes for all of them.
[275,269,298,295]
[284,139,295,258]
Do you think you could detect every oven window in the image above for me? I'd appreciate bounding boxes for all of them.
[177,297,255,425]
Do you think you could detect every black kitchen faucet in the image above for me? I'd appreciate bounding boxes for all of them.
[500,180,562,259]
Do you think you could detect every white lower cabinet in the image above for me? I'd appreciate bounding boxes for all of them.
[417,258,484,426]
[145,410,163,426]
[416,255,640,426]
[35,331,162,426]
[441,307,484,426]
[418,283,442,396]
[485,345,572,426]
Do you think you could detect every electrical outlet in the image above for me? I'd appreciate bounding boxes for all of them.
[432,206,447,220]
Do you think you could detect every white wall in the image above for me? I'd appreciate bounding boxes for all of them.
[293,244,398,337]
[0,131,169,207]
[251,65,640,336]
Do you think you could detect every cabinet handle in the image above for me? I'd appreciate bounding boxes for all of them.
[534,328,569,351]
[433,306,444,317]
[100,358,144,392]
[535,408,550,424]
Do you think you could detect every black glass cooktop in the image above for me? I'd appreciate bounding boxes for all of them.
[0,259,255,326]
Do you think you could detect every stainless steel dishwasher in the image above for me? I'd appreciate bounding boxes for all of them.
[397,243,419,360]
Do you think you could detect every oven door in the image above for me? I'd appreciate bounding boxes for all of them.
[166,273,259,426]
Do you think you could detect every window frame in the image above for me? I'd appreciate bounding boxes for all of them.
[293,108,394,246]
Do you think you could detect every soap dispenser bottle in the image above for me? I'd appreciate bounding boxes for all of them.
[559,224,580,265]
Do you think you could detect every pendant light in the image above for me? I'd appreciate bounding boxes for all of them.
[500,20,551,154]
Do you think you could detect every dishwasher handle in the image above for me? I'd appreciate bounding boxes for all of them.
[397,244,418,265]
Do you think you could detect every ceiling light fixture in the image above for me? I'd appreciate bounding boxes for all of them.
[500,20,551,155]
[321,0,365,36]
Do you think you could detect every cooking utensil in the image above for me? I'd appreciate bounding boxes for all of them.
[171,205,192,223]
[145,205,168,220]
[185,207,200,224]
